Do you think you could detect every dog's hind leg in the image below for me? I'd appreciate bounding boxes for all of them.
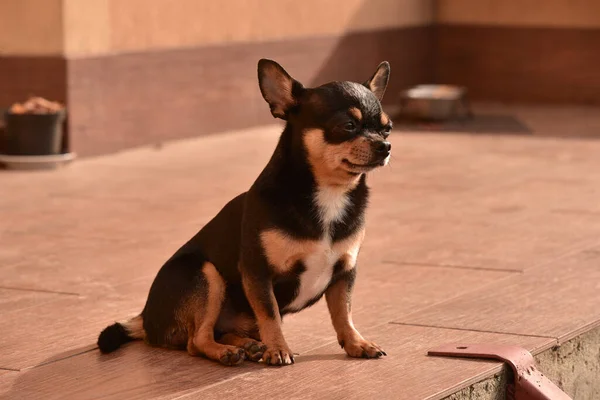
[186,262,245,366]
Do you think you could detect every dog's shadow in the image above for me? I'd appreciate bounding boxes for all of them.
[294,353,348,363]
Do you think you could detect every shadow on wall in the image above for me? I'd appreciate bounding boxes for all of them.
[252,0,435,105]
[307,30,434,107]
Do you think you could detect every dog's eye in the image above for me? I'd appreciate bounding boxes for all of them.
[343,121,356,132]
[382,127,392,138]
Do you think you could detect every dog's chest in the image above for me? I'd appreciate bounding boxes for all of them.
[282,236,340,312]
[261,188,362,312]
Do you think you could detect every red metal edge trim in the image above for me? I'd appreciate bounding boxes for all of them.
[428,343,571,400]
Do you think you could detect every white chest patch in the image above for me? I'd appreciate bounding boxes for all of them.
[261,231,364,312]
[281,188,351,311]
[284,236,338,312]
[314,186,350,228]
[259,186,363,313]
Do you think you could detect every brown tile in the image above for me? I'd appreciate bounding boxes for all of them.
[2,341,260,400]
[0,370,19,396]
[380,211,600,271]
[0,279,148,370]
[1,194,205,239]
[364,133,600,271]
[3,128,533,292]
[280,264,510,354]
[2,108,600,398]
[178,324,553,400]
[394,249,600,342]
[0,127,279,238]
[454,178,600,216]
[0,325,553,400]
[0,288,70,314]
[0,132,281,293]
[0,233,177,295]
[0,261,508,371]
[368,135,600,224]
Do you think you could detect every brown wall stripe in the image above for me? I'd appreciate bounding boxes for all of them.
[435,24,600,104]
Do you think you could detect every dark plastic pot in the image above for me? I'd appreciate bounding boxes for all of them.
[3,109,66,156]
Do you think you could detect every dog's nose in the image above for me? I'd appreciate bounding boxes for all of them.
[373,141,392,154]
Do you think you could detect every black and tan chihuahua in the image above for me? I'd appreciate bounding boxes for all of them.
[98,59,393,366]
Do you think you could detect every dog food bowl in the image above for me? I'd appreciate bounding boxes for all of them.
[399,84,471,121]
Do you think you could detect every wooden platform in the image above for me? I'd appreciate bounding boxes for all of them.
[1,106,600,399]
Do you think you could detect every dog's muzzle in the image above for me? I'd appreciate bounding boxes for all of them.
[370,140,391,164]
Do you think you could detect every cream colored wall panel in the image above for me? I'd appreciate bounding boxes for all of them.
[0,0,63,55]
[436,0,600,28]
[63,0,111,56]
[0,0,434,57]
[108,0,433,53]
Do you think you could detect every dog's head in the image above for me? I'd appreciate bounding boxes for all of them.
[258,59,392,186]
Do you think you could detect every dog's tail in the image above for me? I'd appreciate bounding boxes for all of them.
[97,314,145,354]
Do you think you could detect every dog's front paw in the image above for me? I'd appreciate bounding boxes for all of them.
[340,338,386,359]
[218,347,246,366]
[262,344,295,366]
[242,340,268,362]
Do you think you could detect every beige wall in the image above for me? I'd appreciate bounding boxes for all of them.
[106,0,432,54]
[0,0,64,55]
[4,0,600,57]
[436,0,600,28]
[63,0,111,57]
[71,0,434,57]
[0,0,434,57]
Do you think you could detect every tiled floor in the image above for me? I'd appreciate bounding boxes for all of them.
[1,105,600,399]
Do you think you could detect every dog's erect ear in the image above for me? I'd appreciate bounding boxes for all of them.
[363,61,390,101]
[258,59,304,120]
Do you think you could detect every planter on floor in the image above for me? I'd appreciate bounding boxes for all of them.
[0,97,75,170]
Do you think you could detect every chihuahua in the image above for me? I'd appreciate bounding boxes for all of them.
[98,59,393,366]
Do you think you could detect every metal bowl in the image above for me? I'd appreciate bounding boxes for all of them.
[399,84,469,121]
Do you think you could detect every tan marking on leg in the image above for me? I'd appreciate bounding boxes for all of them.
[325,276,359,343]
[242,279,284,347]
[332,227,365,266]
[218,333,267,362]
[348,107,362,121]
[325,266,386,359]
[256,319,295,365]
[187,262,245,365]
[241,274,294,366]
